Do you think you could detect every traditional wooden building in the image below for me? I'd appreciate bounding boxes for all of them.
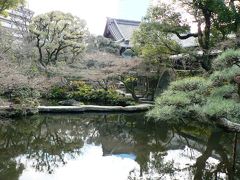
[103,17,198,55]
[103,17,140,54]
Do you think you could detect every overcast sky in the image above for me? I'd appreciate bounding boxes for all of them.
[27,0,149,35]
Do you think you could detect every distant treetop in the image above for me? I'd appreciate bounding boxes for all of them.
[0,0,25,16]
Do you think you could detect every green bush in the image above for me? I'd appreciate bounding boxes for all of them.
[69,81,92,92]
[211,84,236,97]
[201,98,240,121]
[210,66,240,86]
[49,81,93,100]
[1,85,40,106]
[49,81,134,106]
[70,89,133,106]
[213,49,240,70]
[170,77,211,93]
[156,91,191,107]
[148,77,210,123]
[4,86,40,100]
[147,105,178,122]
[49,86,69,99]
[4,98,39,117]
[148,49,240,124]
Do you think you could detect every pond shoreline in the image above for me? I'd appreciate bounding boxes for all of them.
[0,104,154,114]
[2,104,240,133]
[38,104,154,113]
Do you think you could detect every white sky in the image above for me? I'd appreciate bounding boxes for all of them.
[26,0,196,35]
[27,0,149,35]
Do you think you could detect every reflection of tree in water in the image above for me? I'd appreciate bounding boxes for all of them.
[191,130,240,180]
[68,114,240,180]
[125,121,240,180]
[0,115,85,175]
[132,121,174,177]
[89,114,179,178]
[0,113,138,176]
[0,120,28,179]
[158,126,236,180]
[25,116,84,173]
[0,158,24,180]
[0,114,240,179]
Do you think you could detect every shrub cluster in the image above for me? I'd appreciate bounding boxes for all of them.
[0,85,40,117]
[1,85,40,106]
[213,49,240,70]
[49,81,134,106]
[148,77,211,123]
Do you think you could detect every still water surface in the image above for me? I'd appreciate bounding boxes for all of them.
[0,113,239,180]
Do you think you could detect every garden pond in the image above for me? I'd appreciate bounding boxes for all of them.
[0,113,240,180]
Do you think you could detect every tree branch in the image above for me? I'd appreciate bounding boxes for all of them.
[170,31,198,39]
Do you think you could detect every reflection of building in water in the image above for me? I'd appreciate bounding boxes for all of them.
[99,123,230,179]
[101,136,135,156]
[100,125,209,157]
[0,6,34,38]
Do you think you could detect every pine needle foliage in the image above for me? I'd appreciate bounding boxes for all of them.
[148,49,240,123]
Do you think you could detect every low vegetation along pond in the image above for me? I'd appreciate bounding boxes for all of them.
[1,113,240,180]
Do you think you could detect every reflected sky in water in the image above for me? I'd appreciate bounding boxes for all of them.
[17,144,226,180]
[0,113,239,180]
[18,144,139,180]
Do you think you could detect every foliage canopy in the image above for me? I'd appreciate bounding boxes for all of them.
[30,11,89,67]
[0,0,24,16]
[134,0,240,71]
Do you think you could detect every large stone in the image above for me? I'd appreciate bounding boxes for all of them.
[231,93,240,100]
[234,75,240,84]
[58,99,84,106]
[223,92,239,99]
[155,70,171,97]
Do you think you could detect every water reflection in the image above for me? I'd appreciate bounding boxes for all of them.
[0,113,239,180]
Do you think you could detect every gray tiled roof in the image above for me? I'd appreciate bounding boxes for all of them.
[103,18,140,41]
[103,17,198,49]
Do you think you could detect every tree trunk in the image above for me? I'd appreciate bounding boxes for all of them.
[120,76,139,102]
[213,118,240,133]
[37,44,45,67]
[194,131,222,180]
[125,83,139,102]
[200,51,212,71]
[200,9,212,72]
[237,84,240,97]
[203,10,211,50]
[232,133,238,177]
[36,36,46,68]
